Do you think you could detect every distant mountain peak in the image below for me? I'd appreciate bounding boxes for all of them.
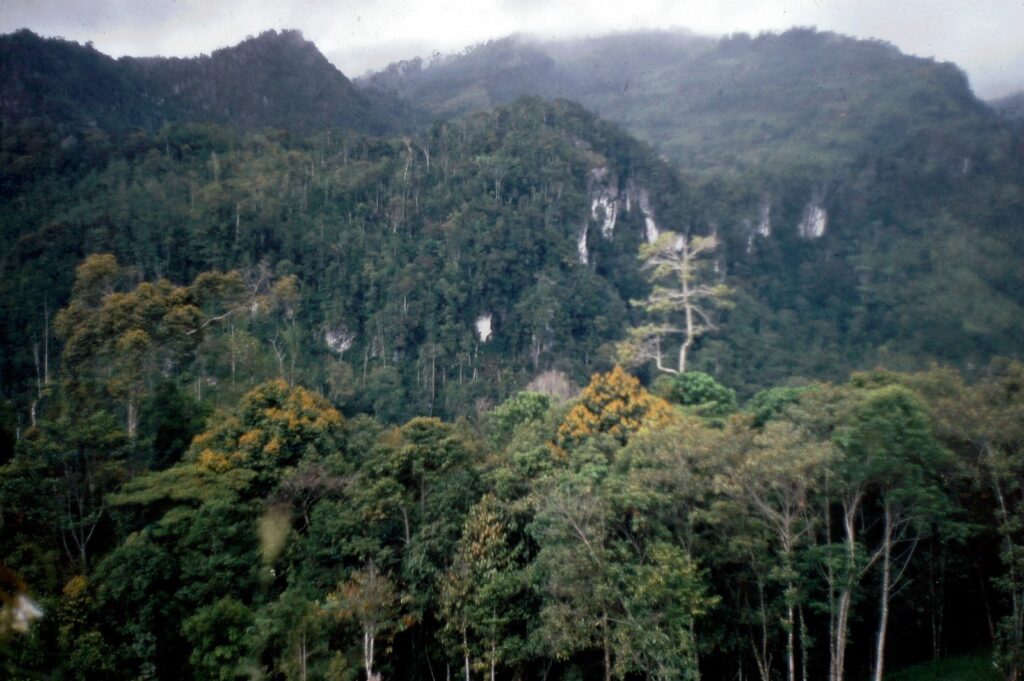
[0,28,416,135]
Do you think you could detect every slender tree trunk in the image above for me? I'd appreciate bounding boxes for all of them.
[127,399,138,440]
[799,605,810,681]
[832,496,861,681]
[786,598,796,681]
[872,505,894,681]
[463,630,471,681]
[827,501,839,681]
[34,342,42,398]
[782,540,796,681]
[928,543,945,660]
[365,629,379,681]
[43,299,50,386]
[690,619,701,679]
[680,302,693,373]
[753,580,771,681]
[834,589,853,681]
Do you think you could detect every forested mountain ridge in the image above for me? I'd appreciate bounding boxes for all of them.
[120,29,418,136]
[4,23,1024,681]
[2,28,1024,426]
[0,29,417,137]
[990,90,1024,125]
[0,97,691,427]
[365,27,1024,386]
[363,28,994,173]
[0,29,169,131]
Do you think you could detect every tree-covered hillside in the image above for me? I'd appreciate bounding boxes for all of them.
[363,27,1024,389]
[1,98,690,432]
[990,90,1024,127]
[3,23,1024,681]
[364,28,994,174]
[3,93,1024,438]
[0,29,417,137]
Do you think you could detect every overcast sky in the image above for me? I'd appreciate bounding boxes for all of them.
[2,0,1023,98]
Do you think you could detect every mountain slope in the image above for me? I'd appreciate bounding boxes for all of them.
[121,29,415,135]
[0,29,167,130]
[364,29,993,174]
[989,90,1024,124]
[1,27,1023,417]
[0,98,694,419]
[363,27,1024,387]
[0,29,417,137]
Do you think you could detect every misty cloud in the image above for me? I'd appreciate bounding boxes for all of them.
[1,0,1022,96]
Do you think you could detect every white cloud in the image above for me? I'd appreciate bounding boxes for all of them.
[1,0,1022,96]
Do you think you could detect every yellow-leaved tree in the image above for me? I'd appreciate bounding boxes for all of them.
[188,379,345,474]
[553,365,674,454]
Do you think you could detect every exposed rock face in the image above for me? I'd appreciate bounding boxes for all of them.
[756,200,771,238]
[475,314,493,342]
[577,222,590,264]
[588,166,620,238]
[636,187,660,243]
[746,199,772,253]
[325,326,355,355]
[580,165,663,263]
[798,192,827,239]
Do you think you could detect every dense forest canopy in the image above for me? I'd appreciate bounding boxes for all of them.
[1,22,1024,681]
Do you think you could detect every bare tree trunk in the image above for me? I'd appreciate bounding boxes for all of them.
[44,299,50,386]
[752,579,771,681]
[834,589,853,681]
[872,505,895,681]
[786,599,796,681]
[126,399,138,440]
[680,300,693,373]
[929,543,945,660]
[799,606,810,681]
[33,342,42,398]
[365,629,380,681]
[832,495,862,681]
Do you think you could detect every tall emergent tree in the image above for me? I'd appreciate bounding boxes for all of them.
[617,232,731,374]
[329,563,402,681]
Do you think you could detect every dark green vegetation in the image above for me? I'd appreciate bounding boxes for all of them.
[6,346,1024,680]
[1,23,1024,681]
[0,29,414,135]
[886,653,1001,681]
[3,26,1023,430]
[365,29,992,174]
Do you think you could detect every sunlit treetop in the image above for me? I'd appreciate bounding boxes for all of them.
[188,379,345,473]
[553,365,675,454]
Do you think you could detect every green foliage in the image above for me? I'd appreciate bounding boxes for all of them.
[439,493,528,674]
[182,597,254,681]
[886,652,1000,681]
[745,385,806,426]
[4,24,1024,681]
[138,382,208,469]
[654,371,737,416]
[485,391,551,448]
